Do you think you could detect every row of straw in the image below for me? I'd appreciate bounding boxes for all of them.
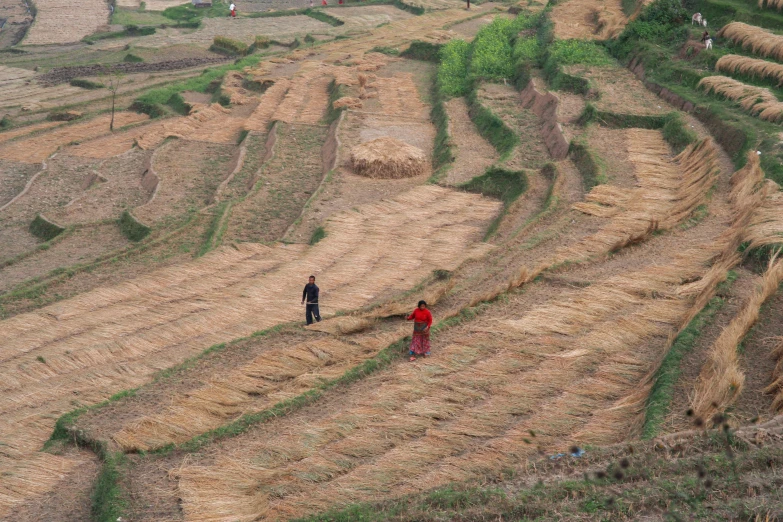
[715,54,783,87]
[717,22,783,63]
[698,75,783,123]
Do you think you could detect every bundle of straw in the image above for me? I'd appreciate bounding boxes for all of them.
[698,75,783,123]
[350,137,427,179]
[717,22,783,62]
[715,54,783,87]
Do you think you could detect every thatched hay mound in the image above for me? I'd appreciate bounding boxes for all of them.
[350,137,426,179]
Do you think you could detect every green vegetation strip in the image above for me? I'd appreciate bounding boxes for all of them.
[568,141,606,190]
[461,166,529,239]
[118,210,151,242]
[91,452,129,522]
[197,201,231,257]
[29,214,65,241]
[579,107,697,153]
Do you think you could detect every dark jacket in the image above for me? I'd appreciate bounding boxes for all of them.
[302,283,319,304]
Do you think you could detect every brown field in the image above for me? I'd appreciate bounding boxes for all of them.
[5,3,783,520]
[23,0,109,45]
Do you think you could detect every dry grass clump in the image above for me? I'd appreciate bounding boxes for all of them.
[698,75,783,123]
[759,0,783,11]
[333,96,363,109]
[765,336,783,410]
[350,137,427,179]
[717,22,783,62]
[715,54,783,87]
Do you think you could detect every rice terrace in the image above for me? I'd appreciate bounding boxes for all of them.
[4,0,783,519]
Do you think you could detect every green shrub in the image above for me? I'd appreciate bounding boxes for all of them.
[211,36,250,56]
[662,112,697,152]
[467,85,517,157]
[548,39,611,66]
[123,53,143,62]
[0,115,13,129]
[309,226,327,245]
[118,210,151,241]
[29,215,65,241]
[166,93,189,115]
[468,18,516,81]
[129,100,165,117]
[461,167,528,204]
[401,40,442,62]
[70,78,103,90]
[512,37,538,63]
[437,39,470,97]
[91,452,128,522]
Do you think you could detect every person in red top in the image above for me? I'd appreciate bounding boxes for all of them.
[406,300,433,361]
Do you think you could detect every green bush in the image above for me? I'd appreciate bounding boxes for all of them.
[118,210,151,241]
[513,37,539,63]
[210,36,250,56]
[469,18,516,81]
[123,53,143,62]
[437,39,470,97]
[70,78,103,90]
[309,226,327,245]
[0,115,12,129]
[400,40,442,62]
[461,167,528,205]
[166,93,189,115]
[547,39,611,66]
[29,215,65,241]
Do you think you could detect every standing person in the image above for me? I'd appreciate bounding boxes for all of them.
[302,275,321,325]
[406,300,432,361]
[229,2,236,17]
[700,30,710,44]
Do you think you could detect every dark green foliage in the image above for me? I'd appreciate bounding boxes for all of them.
[210,35,250,56]
[325,78,346,124]
[461,167,528,205]
[69,78,103,90]
[400,40,442,62]
[237,129,249,144]
[91,452,128,522]
[370,46,401,56]
[198,201,229,257]
[662,112,698,152]
[393,0,425,15]
[622,0,640,16]
[466,85,518,157]
[83,24,156,42]
[166,92,189,115]
[118,210,151,242]
[430,88,454,174]
[309,226,327,245]
[569,142,606,190]
[437,39,471,96]
[0,115,12,129]
[162,2,228,21]
[461,167,529,238]
[304,9,345,26]
[304,33,316,44]
[123,53,143,62]
[29,215,65,241]
[129,100,165,117]
[642,283,733,439]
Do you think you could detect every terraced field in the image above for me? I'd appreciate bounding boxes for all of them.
[3,1,783,520]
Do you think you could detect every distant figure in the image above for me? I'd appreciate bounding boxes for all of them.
[406,300,432,361]
[705,37,713,50]
[302,275,321,325]
[701,30,712,49]
[229,2,236,17]
[322,0,327,4]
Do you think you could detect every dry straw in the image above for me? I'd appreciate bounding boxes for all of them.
[760,0,783,9]
[717,22,783,62]
[698,75,783,123]
[350,137,427,179]
[765,337,783,410]
[715,54,783,87]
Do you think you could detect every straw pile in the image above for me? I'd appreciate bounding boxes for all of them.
[715,54,783,87]
[698,75,783,123]
[333,96,363,109]
[717,22,783,62]
[760,0,783,9]
[350,137,427,179]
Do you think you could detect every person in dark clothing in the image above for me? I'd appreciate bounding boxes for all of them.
[302,275,321,325]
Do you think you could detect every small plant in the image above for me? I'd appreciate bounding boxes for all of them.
[123,53,143,62]
[70,78,103,90]
[309,226,327,245]
[0,115,13,129]
[30,215,65,241]
[118,210,151,241]
[37,356,46,364]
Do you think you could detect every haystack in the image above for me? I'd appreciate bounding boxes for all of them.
[350,137,426,179]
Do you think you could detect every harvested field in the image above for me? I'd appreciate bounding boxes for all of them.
[551,0,626,40]
[563,64,672,115]
[134,139,236,224]
[23,0,108,44]
[0,225,39,263]
[699,75,783,123]
[0,223,129,293]
[715,54,783,87]
[400,0,464,10]
[442,97,498,185]
[0,112,148,163]
[225,123,328,242]
[477,82,550,170]
[0,121,62,144]
[0,159,41,208]
[325,5,415,27]
[0,65,83,111]
[718,22,783,62]
[0,185,499,516]
[174,239,736,521]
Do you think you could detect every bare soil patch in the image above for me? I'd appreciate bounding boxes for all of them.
[0,224,39,264]
[443,97,498,185]
[564,64,673,116]
[135,139,236,225]
[226,123,327,243]
[0,223,129,292]
[0,159,40,207]
[478,82,550,170]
